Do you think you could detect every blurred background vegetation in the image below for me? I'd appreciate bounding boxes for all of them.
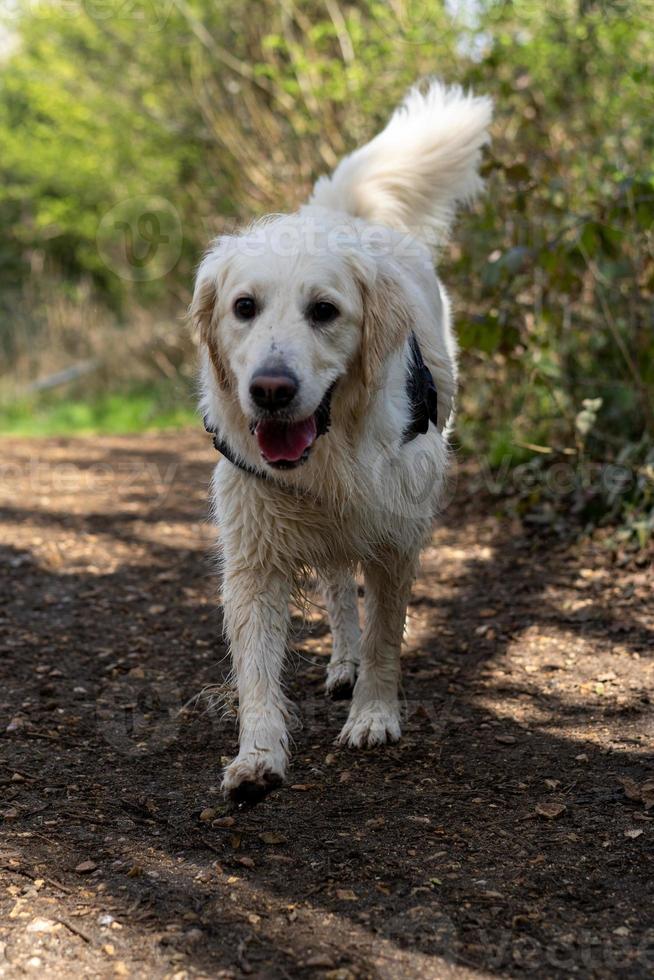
[0,0,652,541]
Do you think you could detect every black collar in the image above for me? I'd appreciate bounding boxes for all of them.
[204,334,437,477]
[204,425,270,480]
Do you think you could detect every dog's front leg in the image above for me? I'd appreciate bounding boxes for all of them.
[338,555,415,748]
[321,570,361,700]
[221,564,292,802]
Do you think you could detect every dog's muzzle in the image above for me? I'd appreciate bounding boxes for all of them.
[251,382,336,470]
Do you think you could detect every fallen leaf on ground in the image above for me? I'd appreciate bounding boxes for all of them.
[617,776,654,810]
[212,815,236,828]
[304,955,336,968]
[535,801,567,820]
[75,860,97,873]
[259,831,287,845]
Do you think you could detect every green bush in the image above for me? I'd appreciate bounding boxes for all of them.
[0,0,651,539]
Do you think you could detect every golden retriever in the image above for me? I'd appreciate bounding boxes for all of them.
[191,80,492,801]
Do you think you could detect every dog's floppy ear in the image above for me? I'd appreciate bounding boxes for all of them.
[351,252,456,431]
[356,263,413,394]
[189,259,231,392]
[190,274,216,343]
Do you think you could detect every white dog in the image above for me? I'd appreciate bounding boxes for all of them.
[191,80,492,801]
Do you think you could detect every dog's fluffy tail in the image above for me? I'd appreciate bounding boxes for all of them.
[310,79,492,247]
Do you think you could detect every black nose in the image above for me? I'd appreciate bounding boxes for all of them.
[249,368,299,411]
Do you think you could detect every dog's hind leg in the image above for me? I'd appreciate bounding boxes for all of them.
[321,570,361,700]
[338,555,415,748]
[221,563,293,802]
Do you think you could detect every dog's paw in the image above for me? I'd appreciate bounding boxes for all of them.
[337,701,401,749]
[325,660,357,701]
[222,752,286,805]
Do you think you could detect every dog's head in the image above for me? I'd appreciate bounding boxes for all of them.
[191,213,416,470]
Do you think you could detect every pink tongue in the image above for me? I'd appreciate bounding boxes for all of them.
[255,416,317,463]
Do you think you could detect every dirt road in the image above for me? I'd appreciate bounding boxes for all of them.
[0,433,652,978]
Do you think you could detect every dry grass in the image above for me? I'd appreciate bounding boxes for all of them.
[2,275,195,402]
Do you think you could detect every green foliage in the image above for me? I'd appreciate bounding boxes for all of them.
[0,0,652,539]
[447,2,653,538]
[0,384,197,436]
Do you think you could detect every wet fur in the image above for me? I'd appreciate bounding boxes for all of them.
[190,79,492,800]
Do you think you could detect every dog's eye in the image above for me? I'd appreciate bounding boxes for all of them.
[233,296,257,320]
[309,301,339,325]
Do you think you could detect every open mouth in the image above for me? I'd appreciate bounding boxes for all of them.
[253,383,336,470]
[255,416,318,469]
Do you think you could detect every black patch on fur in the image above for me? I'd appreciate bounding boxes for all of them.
[404,332,439,442]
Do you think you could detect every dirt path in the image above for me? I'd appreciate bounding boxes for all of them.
[0,433,652,979]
